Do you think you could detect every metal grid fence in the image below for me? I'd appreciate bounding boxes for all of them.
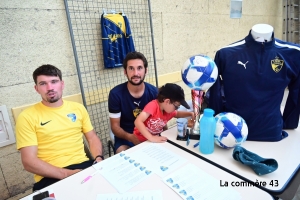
[64,0,158,156]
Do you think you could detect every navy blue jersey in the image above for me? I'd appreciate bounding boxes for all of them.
[208,31,300,141]
[101,13,135,68]
[108,82,158,134]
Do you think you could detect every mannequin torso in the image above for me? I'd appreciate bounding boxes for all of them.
[209,24,300,142]
[251,24,273,42]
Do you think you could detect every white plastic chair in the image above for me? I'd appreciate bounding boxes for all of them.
[83,137,94,160]
[107,120,115,157]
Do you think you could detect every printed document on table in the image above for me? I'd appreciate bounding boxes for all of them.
[163,164,241,200]
[96,190,163,200]
[98,152,153,193]
[130,143,187,177]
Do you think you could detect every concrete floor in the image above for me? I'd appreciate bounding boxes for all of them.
[279,174,300,200]
[292,185,300,200]
[6,189,31,200]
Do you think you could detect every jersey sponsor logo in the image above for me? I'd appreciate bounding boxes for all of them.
[40,120,51,126]
[237,61,248,69]
[108,34,122,42]
[271,57,284,73]
[67,113,77,122]
[133,108,142,118]
[117,22,122,29]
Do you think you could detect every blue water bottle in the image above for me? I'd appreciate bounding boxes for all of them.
[199,108,216,154]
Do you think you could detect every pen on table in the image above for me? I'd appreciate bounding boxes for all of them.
[193,142,199,148]
[186,129,190,146]
[81,168,102,184]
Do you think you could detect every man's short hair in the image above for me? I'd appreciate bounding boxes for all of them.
[33,64,62,84]
[123,51,148,70]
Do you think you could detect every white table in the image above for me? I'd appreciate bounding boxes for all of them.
[162,125,300,198]
[21,142,273,200]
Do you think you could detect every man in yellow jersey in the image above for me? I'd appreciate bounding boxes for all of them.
[16,64,103,191]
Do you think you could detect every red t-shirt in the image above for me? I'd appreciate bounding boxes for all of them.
[133,100,177,142]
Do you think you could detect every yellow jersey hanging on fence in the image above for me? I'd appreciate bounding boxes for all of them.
[101,13,135,68]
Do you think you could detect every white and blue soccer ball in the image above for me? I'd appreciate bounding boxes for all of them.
[214,112,248,149]
[181,54,218,91]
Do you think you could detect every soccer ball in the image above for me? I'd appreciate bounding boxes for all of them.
[214,112,248,149]
[181,54,218,91]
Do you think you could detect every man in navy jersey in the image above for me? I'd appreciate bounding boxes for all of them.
[108,52,158,153]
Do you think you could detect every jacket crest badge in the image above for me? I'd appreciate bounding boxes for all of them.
[271,56,284,73]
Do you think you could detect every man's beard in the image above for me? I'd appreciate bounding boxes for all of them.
[47,97,60,103]
[43,93,61,103]
[128,75,145,86]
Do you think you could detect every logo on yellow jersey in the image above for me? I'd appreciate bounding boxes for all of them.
[108,34,122,42]
[40,120,51,126]
[67,113,77,122]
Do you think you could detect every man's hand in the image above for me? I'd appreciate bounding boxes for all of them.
[149,135,168,143]
[127,134,141,145]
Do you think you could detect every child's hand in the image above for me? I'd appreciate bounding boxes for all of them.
[188,112,195,128]
[188,118,194,128]
[190,112,195,121]
[149,135,168,143]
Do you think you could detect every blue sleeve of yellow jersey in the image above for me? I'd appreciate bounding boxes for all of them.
[124,16,135,52]
[101,14,113,69]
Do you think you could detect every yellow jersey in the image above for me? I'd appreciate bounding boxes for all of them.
[16,100,93,182]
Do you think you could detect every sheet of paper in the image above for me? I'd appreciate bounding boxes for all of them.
[96,190,163,200]
[92,143,187,193]
[163,164,241,200]
[99,151,153,193]
[93,152,125,171]
[130,143,187,177]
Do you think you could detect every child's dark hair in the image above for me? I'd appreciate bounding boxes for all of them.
[157,83,190,109]
[123,51,148,70]
[157,86,175,103]
[33,64,62,84]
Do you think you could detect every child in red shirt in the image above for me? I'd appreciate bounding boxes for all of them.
[134,83,194,143]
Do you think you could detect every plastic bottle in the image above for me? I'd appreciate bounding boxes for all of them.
[199,108,216,154]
